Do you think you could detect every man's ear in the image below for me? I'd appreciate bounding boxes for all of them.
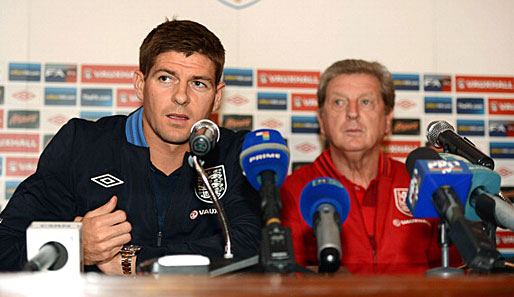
[212,82,225,112]
[384,109,394,135]
[133,71,145,101]
[317,109,325,135]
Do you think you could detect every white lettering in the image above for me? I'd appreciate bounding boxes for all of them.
[264,74,319,85]
[199,209,218,215]
[465,80,513,90]
[498,102,514,111]
[0,139,38,148]
[82,94,111,101]
[92,70,133,79]
[385,145,418,154]
[249,153,281,163]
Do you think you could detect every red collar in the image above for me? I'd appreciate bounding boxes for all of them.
[317,149,390,188]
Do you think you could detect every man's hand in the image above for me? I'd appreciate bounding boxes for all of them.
[96,253,124,275]
[74,196,132,266]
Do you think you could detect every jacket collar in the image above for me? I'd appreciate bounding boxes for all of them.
[319,149,391,180]
[125,107,148,148]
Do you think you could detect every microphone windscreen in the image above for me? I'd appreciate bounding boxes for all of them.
[189,119,220,156]
[299,177,351,227]
[439,153,502,221]
[406,148,472,218]
[426,120,454,148]
[239,129,290,190]
[405,146,440,176]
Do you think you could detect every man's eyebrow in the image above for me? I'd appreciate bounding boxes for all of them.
[191,75,214,83]
[329,92,349,98]
[152,69,214,83]
[329,91,376,98]
[356,92,378,99]
[153,69,176,76]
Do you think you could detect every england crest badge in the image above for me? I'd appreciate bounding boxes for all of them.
[394,188,412,217]
[195,165,227,203]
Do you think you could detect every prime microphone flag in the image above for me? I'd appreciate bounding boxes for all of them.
[239,129,289,190]
[405,147,472,218]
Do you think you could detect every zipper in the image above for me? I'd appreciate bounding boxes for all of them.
[157,231,162,247]
[370,235,378,271]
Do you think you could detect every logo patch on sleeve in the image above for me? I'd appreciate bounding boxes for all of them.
[194,165,227,203]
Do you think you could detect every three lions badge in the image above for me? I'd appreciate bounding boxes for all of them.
[194,165,227,203]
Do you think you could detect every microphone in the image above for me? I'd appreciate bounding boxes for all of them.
[24,242,67,271]
[435,153,514,232]
[240,129,296,272]
[405,147,472,218]
[405,147,502,272]
[25,222,82,274]
[240,129,289,191]
[426,120,494,169]
[299,177,350,273]
[188,120,231,258]
[189,119,220,157]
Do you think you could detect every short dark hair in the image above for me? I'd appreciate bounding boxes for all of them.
[139,20,225,85]
[317,59,395,114]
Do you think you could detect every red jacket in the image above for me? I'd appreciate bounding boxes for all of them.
[280,150,461,274]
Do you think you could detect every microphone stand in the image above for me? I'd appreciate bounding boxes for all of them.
[440,144,499,249]
[191,155,233,259]
[426,221,464,277]
[259,170,312,274]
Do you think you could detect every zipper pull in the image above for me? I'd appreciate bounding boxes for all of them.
[157,231,162,247]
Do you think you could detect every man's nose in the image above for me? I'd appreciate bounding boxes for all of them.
[345,100,359,119]
[172,81,189,105]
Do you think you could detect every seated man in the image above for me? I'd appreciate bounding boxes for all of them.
[280,59,461,274]
[0,19,260,275]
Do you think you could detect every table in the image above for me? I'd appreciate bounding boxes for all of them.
[1,272,514,297]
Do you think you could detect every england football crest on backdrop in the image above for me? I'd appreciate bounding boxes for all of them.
[195,165,227,203]
[394,188,412,217]
[218,0,261,9]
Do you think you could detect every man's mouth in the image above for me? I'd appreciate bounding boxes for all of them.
[345,128,363,133]
[167,114,189,120]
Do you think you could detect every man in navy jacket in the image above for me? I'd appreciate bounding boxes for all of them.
[0,20,260,274]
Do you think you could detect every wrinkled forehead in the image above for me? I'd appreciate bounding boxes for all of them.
[326,73,381,96]
[150,51,217,77]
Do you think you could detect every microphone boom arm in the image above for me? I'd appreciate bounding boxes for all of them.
[191,155,233,259]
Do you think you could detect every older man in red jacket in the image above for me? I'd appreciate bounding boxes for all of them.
[280,59,461,274]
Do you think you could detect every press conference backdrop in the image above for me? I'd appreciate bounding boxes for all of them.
[0,0,513,253]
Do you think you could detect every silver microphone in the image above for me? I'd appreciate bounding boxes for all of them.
[189,119,220,157]
[426,120,494,170]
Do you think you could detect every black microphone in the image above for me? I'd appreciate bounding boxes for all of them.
[24,242,68,271]
[189,119,220,157]
[426,120,494,169]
